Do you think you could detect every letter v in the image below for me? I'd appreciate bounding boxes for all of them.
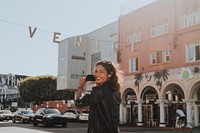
[28,26,37,38]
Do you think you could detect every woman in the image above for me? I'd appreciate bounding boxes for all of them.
[75,60,122,133]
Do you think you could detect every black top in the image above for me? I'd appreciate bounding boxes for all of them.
[76,83,121,133]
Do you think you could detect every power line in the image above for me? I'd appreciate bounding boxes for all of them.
[0,18,126,45]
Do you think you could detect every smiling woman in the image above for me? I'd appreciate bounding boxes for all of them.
[75,60,123,133]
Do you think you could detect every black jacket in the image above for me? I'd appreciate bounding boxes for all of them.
[76,83,121,133]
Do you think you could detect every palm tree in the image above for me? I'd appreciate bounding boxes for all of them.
[193,66,200,77]
[160,69,169,81]
[153,71,162,81]
[134,73,144,87]
[153,69,169,90]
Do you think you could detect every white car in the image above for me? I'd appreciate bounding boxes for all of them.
[79,110,89,122]
[0,110,13,121]
[64,109,80,122]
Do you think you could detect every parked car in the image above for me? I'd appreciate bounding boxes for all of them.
[0,110,13,121]
[33,108,68,127]
[63,109,80,122]
[79,110,89,122]
[12,109,34,123]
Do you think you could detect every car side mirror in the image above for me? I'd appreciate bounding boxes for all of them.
[40,112,44,115]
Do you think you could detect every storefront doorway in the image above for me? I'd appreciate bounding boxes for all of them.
[123,88,137,124]
[165,84,185,127]
[141,86,158,126]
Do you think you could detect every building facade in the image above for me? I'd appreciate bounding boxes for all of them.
[119,0,200,127]
[0,73,27,109]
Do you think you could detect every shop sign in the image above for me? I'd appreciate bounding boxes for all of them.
[145,94,157,101]
[11,102,17,107]
[126,95,137,101]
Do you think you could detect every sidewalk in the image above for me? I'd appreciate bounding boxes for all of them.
[0,127,50,133]
[0,126,199,133]
[120,124,200,133]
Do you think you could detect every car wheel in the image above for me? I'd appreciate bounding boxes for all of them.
[76,117,80,123]
[62,122,67,127]
[33,119,38,126]
[20,118,24,123]
[12,118,15,123]
[44,120,48,127]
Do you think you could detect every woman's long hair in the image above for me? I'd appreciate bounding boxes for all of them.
[96,60,123,91]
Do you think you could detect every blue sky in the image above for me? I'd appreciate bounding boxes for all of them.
[0,0,132,76]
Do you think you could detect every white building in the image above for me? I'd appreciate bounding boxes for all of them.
[0,73,27,109]
[57,21,118,94]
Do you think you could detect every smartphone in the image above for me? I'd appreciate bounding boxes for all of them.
[86,75,95,81]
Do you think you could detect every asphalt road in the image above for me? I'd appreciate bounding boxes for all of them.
[0,120,199,133]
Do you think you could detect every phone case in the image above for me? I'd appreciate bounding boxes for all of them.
[86,75,95,81]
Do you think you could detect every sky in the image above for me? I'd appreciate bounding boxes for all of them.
[0,0,132,76]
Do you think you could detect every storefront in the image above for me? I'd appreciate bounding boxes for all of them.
[120,66,200,128]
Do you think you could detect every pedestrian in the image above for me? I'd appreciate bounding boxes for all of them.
[176,107,186,124]
[75,60,123,133]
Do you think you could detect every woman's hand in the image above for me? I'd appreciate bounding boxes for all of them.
[76,76,86,99]
[78,76,86,89]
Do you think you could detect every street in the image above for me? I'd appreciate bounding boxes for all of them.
[0,120,200,133]
[1,121,86,133]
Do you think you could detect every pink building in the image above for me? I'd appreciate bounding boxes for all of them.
[118,0,200,127]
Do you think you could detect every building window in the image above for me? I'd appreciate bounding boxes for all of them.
[131,29,141,51]
[71,55,85,60]
[151,19,169,37]
[132,33,136,43]
[132,41,136,51]
[157,23,161,36]
[157,50,162,63]
[71,74,83,79]
[151,24,155,37]
[164,20,169,33]
[127,33,131,45]
[129,57,138,72]
[150,52,156,64]
[151,50,169,64]
[181,9,200,29]
[186,43,200,62]
[127,28,142,47]
[164,49,170,62]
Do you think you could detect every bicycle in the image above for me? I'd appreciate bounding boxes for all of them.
[175,116,193,133]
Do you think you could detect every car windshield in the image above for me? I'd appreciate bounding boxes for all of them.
[66,110,80,114]
[21,110,33,114]
[45,109,60,114]
[82,111,89,114]
[66,110,75,113]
